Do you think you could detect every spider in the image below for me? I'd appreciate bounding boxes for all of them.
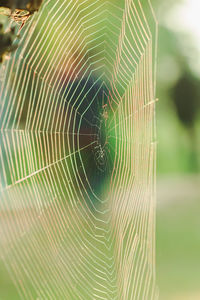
[11,9,31,30]
[0,0,43,30]
[95,146,106,164]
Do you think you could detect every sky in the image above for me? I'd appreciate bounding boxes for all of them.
[161,0,200,75]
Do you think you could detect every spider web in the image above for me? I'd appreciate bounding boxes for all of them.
[0,0,157,299]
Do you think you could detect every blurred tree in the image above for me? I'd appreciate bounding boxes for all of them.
[0,0,42,12]
[171,67,200,171]
[171,71,199,128]
[0,23,18,62]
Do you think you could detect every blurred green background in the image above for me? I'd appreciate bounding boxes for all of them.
[153,0,200,299]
